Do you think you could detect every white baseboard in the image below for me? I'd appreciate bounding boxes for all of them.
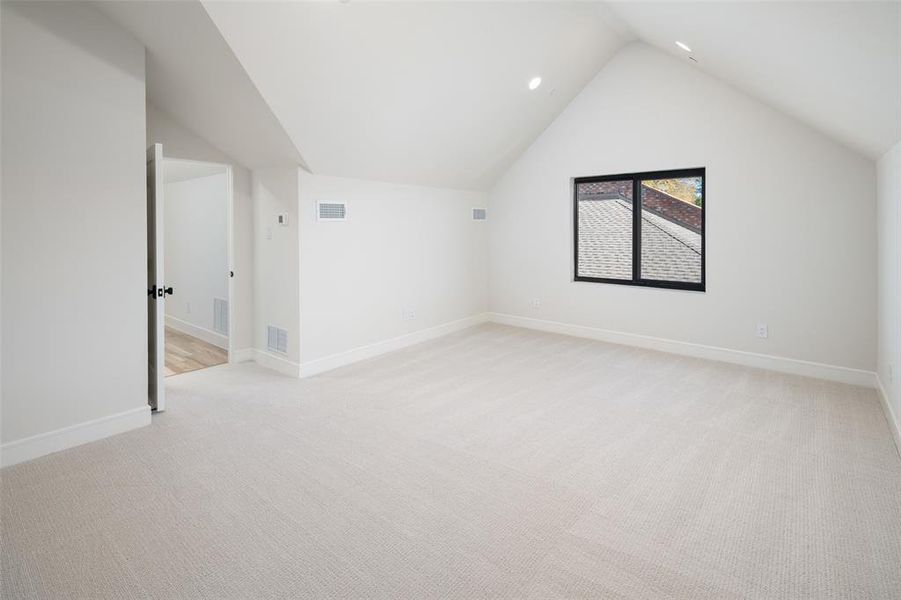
[252,349,302,377]
[299,313,489,378]
[488,313,877,387]
[876,376,901,460]
[230,346,300,377]
[231,347,256,364]
[1,406,151,468]
[165,315,228,350]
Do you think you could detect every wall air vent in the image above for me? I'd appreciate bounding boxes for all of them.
[213,298,229,335]
[318,202,347,221]
[267,325,288,354]
[472,207,487,221]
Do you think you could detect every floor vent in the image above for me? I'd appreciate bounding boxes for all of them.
[472,207,487,221]
[267,325,288,354]
[318,202,347,221]
[213,298,229,335]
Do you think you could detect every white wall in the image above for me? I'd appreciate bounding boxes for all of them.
[147,104,254,352]
[878,141,901,439]
[254,167,301,363]
[164,173,229,346]
[1,2,148,455]
[489,43,876,372]
[298,172,488,365]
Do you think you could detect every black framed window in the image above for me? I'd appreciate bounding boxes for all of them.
[573,167,705,292]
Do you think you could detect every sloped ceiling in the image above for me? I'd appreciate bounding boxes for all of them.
[608,1,901,160]
[202,1,633,190]
[94,0,305,169]
[99,1,899,189]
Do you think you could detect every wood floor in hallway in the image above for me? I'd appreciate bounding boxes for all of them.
[164,326,228,376]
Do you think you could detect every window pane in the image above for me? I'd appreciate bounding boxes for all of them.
[576,179,633,280]
[639,177,702,283]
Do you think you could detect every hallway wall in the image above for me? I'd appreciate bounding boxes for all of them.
[164,172,230,348]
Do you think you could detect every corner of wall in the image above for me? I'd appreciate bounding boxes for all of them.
[877,140,901,456]
[877,375,901,461]
[251,166,301,365]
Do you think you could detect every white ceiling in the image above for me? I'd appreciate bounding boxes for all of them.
[99,1,899,189]
[607,1,901,160]
[163,159,226,184]
[95,0,305,169]
[202,1,633,190]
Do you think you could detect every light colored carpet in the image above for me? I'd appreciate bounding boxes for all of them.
[2,323,900,599]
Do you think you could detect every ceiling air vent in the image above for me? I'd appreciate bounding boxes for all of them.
[318,201,347,222]
[472,207,487,221]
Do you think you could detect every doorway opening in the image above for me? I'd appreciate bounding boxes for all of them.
[147,144,235,411]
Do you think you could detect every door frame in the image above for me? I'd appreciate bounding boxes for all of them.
[160,157,237,363]
[147,144,165,411]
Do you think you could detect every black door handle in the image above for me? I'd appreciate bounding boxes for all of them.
[147,285,172,298]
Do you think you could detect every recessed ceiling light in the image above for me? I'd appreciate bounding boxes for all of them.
[528,77,542,91]
[675,41,692,53]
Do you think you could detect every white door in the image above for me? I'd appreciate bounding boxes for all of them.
[147,143,167,411]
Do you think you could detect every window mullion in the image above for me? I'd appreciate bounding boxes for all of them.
[632,177,641,283]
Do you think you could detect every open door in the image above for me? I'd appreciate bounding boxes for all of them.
[147,143,166,411]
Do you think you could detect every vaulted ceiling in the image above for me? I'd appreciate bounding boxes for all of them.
[95,0,304,169]
[608,1,901,161]
[99,1,900,190]
[202,1,632,190]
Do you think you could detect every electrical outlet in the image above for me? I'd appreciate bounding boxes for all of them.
[401,308,416,321]
[265,226,273,240]
[756,323,768,339]
[529,298,541,310]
